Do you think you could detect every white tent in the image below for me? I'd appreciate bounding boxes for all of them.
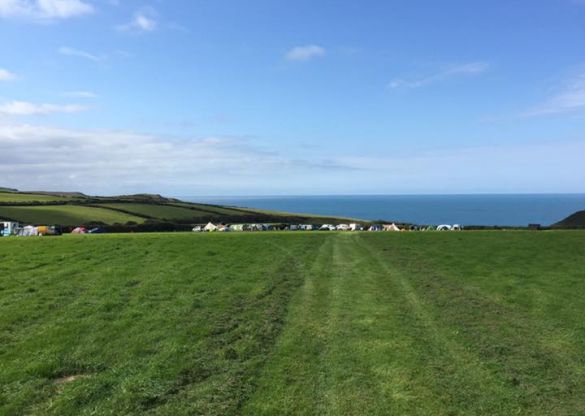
[18,225,39,237]
[336,224,350,231]
[249,224,267,231]
[349,223,362,231]
[437,224,453,231]
[204,222,217,232]
[192,225,202,232]
[383,223,401,232]
[320,224,336,231]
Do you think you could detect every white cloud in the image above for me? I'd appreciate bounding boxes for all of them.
[0,68,16,81]
[58,46,103,62]
[62,90,97,98]
[286,45,326,62]
[0,122,582,195]
[117,8,157,32]
[388,62,490,89]
[0,123,355,194]
[523,72,585,117]
[0,0,93,19]
[0,101,88,116]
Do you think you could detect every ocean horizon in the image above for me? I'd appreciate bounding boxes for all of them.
[182,194,585,227]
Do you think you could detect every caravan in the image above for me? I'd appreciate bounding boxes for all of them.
[1,221,19,237]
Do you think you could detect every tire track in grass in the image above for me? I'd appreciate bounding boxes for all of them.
[248,233,507,415]
[348,234,521,415]
[242,234,338,415]
[375,233,585,416]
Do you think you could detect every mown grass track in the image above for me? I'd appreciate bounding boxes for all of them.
[1,231,584,415]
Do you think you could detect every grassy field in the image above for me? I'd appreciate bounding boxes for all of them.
[0,205,145,226]
[98,203,238,220]
[1,231,584,415]
[0,189,351,227]
[0,193,72,203]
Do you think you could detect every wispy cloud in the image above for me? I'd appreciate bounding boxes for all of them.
[523,72,585,117]
[388,62,490,89]
[0,0,93,20]
[286,45,326,62]
[0,123,360,194]
[58,46,103,62]
[0,122,582,195]
[0,101,88,116]
[117,8,157,33]
[0,68,16,81]
[62,90,98,98]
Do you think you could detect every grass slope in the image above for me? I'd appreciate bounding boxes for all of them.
[554,210,585,228]
[98,203,245,221]
[0,193,72,203]
[1,231,584,415]
[0,189,353,226]
[0,205,144,226]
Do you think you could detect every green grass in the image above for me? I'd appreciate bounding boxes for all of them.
[98,203,228,220]
[1,231,584,415]
[0,193,72,203]
[171,202,256,216]
[0,205,145,226]
[554,210,585,228]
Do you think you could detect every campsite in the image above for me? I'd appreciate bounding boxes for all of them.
[1,230,584,415]
[2,1,585,413]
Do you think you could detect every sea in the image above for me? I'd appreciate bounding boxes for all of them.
[183,194,585,227]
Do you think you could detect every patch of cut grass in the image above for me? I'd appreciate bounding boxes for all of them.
[0,193,72,203]
[0,205,144,225]
[97,203,223,220]
[1,231,585,415]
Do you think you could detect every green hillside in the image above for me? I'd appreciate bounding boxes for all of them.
[1,231,585,415]
[553,210,585,228]
[0,192,73,203]
[0,205,145,226]
[0,188,355,227]
[99,203,248,220]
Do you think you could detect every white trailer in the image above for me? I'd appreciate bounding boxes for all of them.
[1,221,20,237]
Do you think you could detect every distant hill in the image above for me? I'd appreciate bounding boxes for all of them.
[553,210,585,228]
[0,188,360,230]
[0,187,18,192]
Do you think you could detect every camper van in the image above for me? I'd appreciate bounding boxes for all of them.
[1,221,19,237]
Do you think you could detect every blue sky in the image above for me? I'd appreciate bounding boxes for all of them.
[1,0,584,195]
